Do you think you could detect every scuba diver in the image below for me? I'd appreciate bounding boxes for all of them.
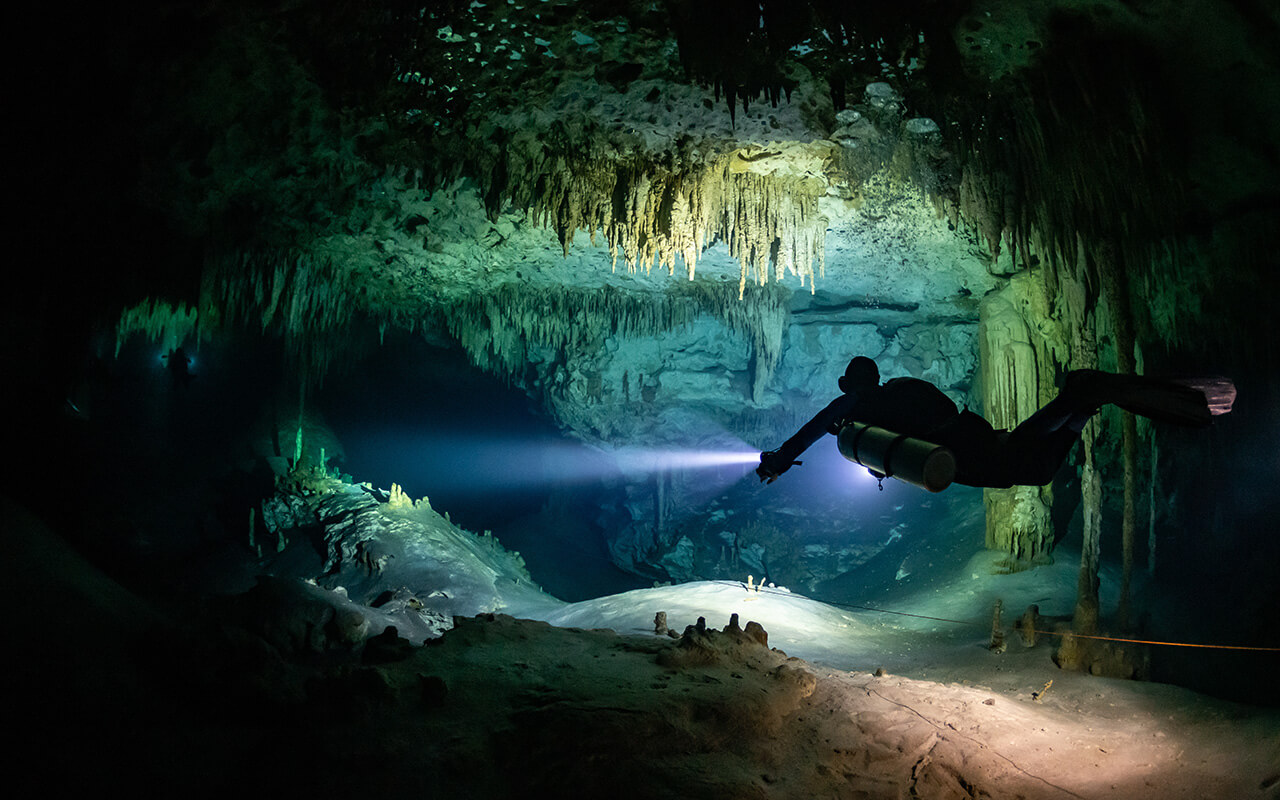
[757,356,1235,489]
[161,347,195,388]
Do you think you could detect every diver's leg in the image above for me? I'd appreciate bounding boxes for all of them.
[996,367,1229,487]
[1010,396,1079,437]
[1000,425,1081,485]
[1012,369,1134,438]
[1001,373,1108,483]
[1053,369,1222,427]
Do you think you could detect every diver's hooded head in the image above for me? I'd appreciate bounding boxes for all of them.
[838,356,879,395]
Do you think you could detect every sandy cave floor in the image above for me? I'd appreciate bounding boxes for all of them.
[9,497,1280,799]
[401,612,1280,800]
[491,561,1280,800]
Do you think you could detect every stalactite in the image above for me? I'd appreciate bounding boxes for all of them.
[439,280,789,400]
[496,136,833,299]
[115,298,205,357]
[654,469,666,542]
[1118,409,1137,629]
[205,249,356,342]
[939,15,1182,297]
[1059,272,1103,657]
[1147,426,1158,576]
[200,248,364,385]
[1097,239,1139,631]
[1074,419,1102,637]
[978,275,1059,564]
[936,22,1188,643]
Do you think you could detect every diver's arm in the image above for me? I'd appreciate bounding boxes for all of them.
[757,394,854,482]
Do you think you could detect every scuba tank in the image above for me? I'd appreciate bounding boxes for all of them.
[836,422,955,492]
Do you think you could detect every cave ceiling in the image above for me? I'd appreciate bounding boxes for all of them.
[107,0,1280,457]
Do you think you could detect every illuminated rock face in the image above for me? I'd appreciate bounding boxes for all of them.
[123,78,1002,583]
[104,0,1280,599]
[979,275,1065,565]
[23,1,1280,730]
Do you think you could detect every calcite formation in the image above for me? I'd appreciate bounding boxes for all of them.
[978,274,1066,564]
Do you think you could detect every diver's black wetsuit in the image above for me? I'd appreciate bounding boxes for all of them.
[772,377,959,465]
[759,350,1233,489]
[766,374,1145,489]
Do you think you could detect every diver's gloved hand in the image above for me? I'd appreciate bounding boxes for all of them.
[757,449,800,484]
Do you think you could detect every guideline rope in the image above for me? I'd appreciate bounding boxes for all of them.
[732,581,1280,652]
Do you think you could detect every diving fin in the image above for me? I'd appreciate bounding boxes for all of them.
[1113,375,1235,427]
[1061,370,1235,427]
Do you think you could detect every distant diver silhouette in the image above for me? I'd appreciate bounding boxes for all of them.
[757,356,1235,491]
[161,347,195,388]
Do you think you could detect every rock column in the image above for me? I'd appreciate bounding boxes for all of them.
[977,274,1061,565]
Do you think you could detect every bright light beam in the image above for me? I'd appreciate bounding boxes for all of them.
[351,430,763,496]
[611,447,762,474]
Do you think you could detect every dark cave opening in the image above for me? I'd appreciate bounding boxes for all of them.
[316,332,562,530]
[316,331,651,601]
